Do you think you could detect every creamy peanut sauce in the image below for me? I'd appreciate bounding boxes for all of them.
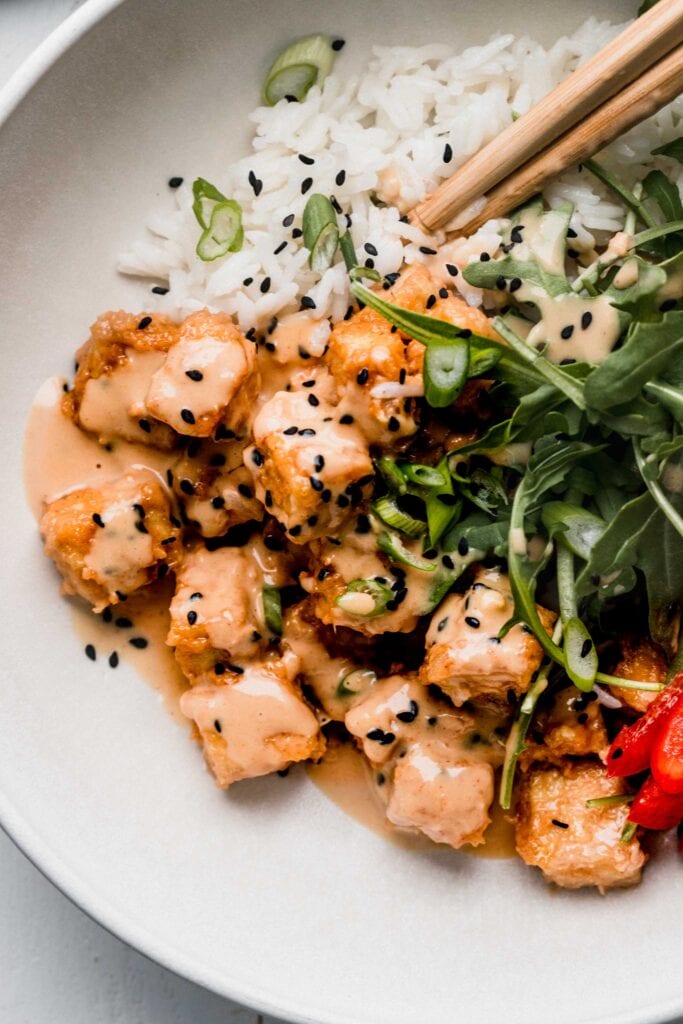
[526,291,620,364]
[78,349,169,446]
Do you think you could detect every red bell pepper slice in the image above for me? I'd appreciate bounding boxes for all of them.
[628,774,683,830]
[606,672,683,778]
[651,705,683,794]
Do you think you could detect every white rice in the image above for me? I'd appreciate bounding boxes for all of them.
[118,17,683,331]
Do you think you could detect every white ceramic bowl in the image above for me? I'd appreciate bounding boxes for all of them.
[2,2,683,1022]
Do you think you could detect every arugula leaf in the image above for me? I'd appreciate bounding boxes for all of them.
[643,170,683,223]
[583,311,683,411]
[576,491,655,600]
[652,138,683,164]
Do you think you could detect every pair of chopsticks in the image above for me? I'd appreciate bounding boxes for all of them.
[410,0,683,236]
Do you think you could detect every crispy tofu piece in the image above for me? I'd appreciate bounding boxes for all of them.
[325,264,435,445]
[428,294,501,342]
[180,651,325,787]
[168,541,292,684]
[611,637,668,713]
[515,762,646,891]
[146,310,259,437]
[520,690,609,770]
[305,519,442,636]
[421,567,554,706]
[65,310,179,449]
[345,675,499,848]
[245,391,373,543]
[40,468,180,612]
[170,438,262,537]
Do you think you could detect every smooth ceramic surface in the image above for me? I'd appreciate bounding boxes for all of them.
[1,2,682,1023]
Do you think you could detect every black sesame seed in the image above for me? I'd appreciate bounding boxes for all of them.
[426,294,437,310]
[292,227,303,239]
[248,170,263,196]
[135,520,148,534]
[510,226,524,244]
[314,454,325,472]
[330,195,343,215]
[580,638,593,658]
[211,496,225,509]
[214,719,222,732]
[332,38,345,50]
[335,169,346,187]
[227,663,244,674]
[152,285,169,295]
[138,417,152,434]
[301,177,313,195]
[129,637,148,649]
[442,555,455,569]
[510,278,522,292]
[427,716,437,726]
[560,324,575,340]
[465,616,480,629]
[273,240,288,256]
[446,263,459,277]
[187,610,198,626]
[298,345,311,359]
[567,227,577,239]
[419,246,437,255]
[340,414,354,424]
[238,483,253,499]
[180,408,196,426]
[559,358,577,365]
[307,515,318,527]
[92,513,105,528]
[355,514,371,535]
[479,252,491,262]
[137,316,152,330]
[364,258,375,270]
[581,311,593,330]
[298,154,314,165]
[289,524,302,537]
[551,819,569,829]
[336,494,349,508]
[567,248,580,259]
[282,213,295,229]
[397,700,419,723]
[457,537,469,556]
[115,617,133,629]
[260,276,271,294]
[356,367,369,386]
[307,393,320,407]
[310,476,323,492]
[85,644,96,661]
[321,489,332,503]
[496,275,507,290]
[438,287,449,300]
[364,242,378,257]
[108,651,119,669]
[180,479,194,496]
[168,177,183,188]
[300,295,317,310]
[443,142,453,163]
[577,712,589,724]
[251,449,264,466]
[299,427,316,436]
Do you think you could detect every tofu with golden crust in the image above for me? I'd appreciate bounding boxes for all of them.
[146,310,259,438]
[421,567,554,706]
[611,637,668,713]
[168,540,292,685]
[345,674,500,848]
[244,391,373,543]
[520,689,609,770]
[515,762,646,891]
[180,651,325,787]
[170,438,262,537]
[65,310,179,449]
[40,468,180,612]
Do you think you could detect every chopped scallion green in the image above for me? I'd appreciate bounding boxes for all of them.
[302,193,339,273]
[262,585,283,636]
[263,35,336,106]
[372,495,426,537]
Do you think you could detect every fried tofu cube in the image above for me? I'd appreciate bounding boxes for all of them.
[170,438,262,537]
[40,468,180,612]
[66,310,179,449]
[345,674,498,848]
[520,689,609,770]
[179,651,325,787]
[168,541,292,684]
[245,391,373,543]
[611,637,668,713]
[428,294,502,342]
[305,520,441,636]
[146,309,259,437]
[421,567,554,706]
[515,762,646,891]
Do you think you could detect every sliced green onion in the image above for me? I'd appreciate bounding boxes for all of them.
[192,177,227,229]
[302,193,339,273]
[349,265,381,282]
[541,502,606,561]
[586,794,634,809]
[376,456,406,494]
[377,531,436,572]
[340,232,357,271]
[262,585,283,636]
[336,668,377,699]
[424,456,459,546]
[372,495,426,538]
[400,464,447,488]
[196,200,244,262]
[336,579,393,618]
[499,673,549,811]
[423,339,470,408]
[621,821,638,844]
[263,35,336,106]
[556,542,597,692]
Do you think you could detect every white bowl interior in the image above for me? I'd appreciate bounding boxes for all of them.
[2,2,682,1023]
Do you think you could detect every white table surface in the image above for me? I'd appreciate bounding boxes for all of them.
[0,4,282,1022]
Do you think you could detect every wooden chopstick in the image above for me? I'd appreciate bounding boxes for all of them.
[455,44,683,236]
[411,0,683,234]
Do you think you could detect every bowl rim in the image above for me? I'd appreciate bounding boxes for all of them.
[2,4,683,1023]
